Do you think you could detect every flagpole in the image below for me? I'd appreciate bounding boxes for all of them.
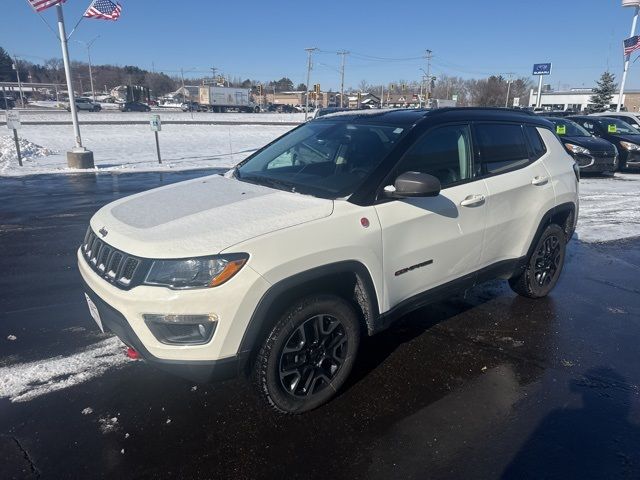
[618,4,640,112]
[56,3,94,168]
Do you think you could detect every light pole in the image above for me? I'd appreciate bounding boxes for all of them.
[618,1,640,112]
[56,2,94,168]
[505,73,515,108]
[76,36,100,102]
[304,47,318,120]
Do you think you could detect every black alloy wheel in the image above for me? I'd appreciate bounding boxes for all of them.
[253,294,360,414]
[278,314,348,398]
[532,234,562,288]
[509,223,567,298]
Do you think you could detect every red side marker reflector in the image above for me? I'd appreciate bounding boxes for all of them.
[360,217,370,228]
[126,347,140,360]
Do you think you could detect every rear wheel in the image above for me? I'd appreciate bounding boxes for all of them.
[509,224,566,298]
[253,294,360,414]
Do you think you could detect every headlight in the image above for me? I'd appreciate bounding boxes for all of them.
[144,254,248,289]
[619,141,640,151]
[565,143,591,155]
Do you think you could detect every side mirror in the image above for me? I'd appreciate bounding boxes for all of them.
[384,171,441,198]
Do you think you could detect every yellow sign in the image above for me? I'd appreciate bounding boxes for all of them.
[556,125,566,135]
[608,124,617,133]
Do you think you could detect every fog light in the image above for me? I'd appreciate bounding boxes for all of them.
[143,314,218,345]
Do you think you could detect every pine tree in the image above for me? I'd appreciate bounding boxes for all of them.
[590,72,617,112]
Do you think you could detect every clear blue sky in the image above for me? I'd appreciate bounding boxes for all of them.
[2,0,639,90]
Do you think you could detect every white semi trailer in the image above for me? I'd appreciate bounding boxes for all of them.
[198,86,259,112]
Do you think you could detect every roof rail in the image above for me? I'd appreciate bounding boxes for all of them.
[428,107,536,116]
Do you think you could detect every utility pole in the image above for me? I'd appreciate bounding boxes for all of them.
[12,56,25,108]
[76,36,99,102]
[210,66,217,84]
[337,50,349,108]
[505,72,515,108]
[304,47,318,120]
[618,2,640,112]
[425,49,432,108]
[180,68,186,101]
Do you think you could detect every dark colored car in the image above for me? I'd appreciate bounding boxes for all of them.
[181,101,200,112]
[0,96,15,110]
[120,101,151,112]
[569,116,640,171]
[545,117,618,174]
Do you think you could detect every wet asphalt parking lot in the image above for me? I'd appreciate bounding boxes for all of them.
[1,170,639,479]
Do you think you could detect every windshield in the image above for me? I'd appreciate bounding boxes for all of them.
[236,121,405,198]
[549,118,590,137]
[595,118,638,135]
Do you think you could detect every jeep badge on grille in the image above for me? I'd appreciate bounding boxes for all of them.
[99,227,108,237]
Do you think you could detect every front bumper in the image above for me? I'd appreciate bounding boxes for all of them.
[574,151,618,172]
[624,150,640,169]
[77,248,271,380]
[82,278,238,383]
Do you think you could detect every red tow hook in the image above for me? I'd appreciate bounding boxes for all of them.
[126,347,140,360]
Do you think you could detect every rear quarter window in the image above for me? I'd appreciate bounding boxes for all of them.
[475,123,530,175]
[524,126,547,160]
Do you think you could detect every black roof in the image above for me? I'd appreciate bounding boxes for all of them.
[317,107,552,128]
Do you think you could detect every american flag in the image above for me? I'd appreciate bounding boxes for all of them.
[84,0,122,20]
[27,0,66,12]
[624,35,640,56]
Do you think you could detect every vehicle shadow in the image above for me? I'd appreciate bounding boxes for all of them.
[345,283,498,390]
[501,367,640,480]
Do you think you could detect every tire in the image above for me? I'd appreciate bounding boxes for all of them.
[509,224,567,299]
[253,294,361,414]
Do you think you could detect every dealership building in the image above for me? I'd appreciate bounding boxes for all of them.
[529,87,640,112]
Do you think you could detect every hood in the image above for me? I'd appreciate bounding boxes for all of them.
[561,135,615,151]
[607,133,640,144]
[90,175,333,258]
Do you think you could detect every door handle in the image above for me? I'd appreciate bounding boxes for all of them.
[460,194,486,207]
[531,175,549,186]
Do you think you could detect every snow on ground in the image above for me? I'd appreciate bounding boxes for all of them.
[0,337,131,403]
[575,173,640,243]
[0,123,294,176]
[4,109,306,124]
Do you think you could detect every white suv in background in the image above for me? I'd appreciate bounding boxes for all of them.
[79,108,579,414]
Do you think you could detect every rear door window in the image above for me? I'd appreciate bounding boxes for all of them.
[474,123,530,175]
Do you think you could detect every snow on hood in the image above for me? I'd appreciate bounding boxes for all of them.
[90,175,334,258]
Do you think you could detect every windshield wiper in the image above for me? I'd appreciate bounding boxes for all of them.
[239,174,298,193]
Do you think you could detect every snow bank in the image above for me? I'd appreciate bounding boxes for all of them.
[0,337,131,402]
[0,135,56,173]
[575,173,640,243]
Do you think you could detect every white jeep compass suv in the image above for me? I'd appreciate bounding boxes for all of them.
[79,108,579,414]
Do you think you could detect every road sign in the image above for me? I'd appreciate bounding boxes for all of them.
[6,110,20,130]
[533,63,552,75]
[513,97,520,107]
[150,114,161,131]
[452,94,458,102]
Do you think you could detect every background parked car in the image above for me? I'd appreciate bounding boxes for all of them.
[569,115,640,171]
[0,95,15,110]
[546,117,618,174]
[590,111,640,131]
[120,101,151,112]
[181,101,199,112]
[312,107,351,119]
[66,97,101,112]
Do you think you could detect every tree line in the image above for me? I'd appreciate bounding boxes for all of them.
[2,46,533,105]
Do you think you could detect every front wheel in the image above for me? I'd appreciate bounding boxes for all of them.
[509,224,567,298]
[253,294,361,414]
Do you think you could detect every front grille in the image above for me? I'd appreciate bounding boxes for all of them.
[82,228,142,288]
